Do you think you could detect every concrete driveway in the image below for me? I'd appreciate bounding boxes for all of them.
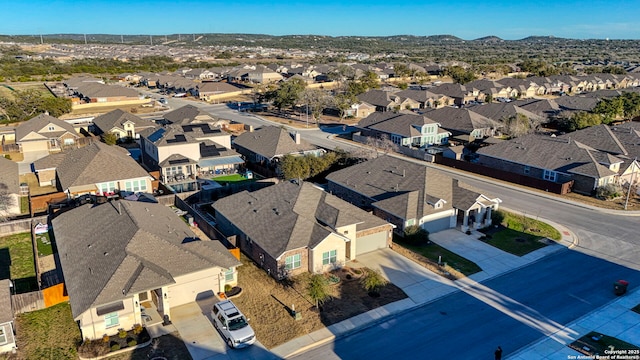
[170,299,276,360]
[18,150,50,174]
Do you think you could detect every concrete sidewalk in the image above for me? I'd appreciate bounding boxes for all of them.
[270,215,640,359]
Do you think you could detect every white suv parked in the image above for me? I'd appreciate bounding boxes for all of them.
[211,300,256,348]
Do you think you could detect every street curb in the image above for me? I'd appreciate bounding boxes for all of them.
[501,207,579,250]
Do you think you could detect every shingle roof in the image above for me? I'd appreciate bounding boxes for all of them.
[15,113,79,142]
[52,200,240,318]
[326,156,491,220]
[163,105,216,125]
[34,142,149,190]
[554,96,600,112]
[232,126,318,159]
[477,134,619,179]
[213,182,389,259]
[423,107,501,134]
[559,124,628,156]
[357,112,444,138]
[76,83,140,98]
[357,90,397,108]
[0,157,19,194]
[0,279,12,324]
[467,103,544,123]
[92,109,156,134]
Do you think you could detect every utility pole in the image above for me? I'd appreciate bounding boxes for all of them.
[624,157,638,210]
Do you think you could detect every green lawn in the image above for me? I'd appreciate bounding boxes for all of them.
[395,239,481,276]
[212,173,252,185]
[569,331,640,356]
[36,232,53,257]
[20,196,29,214]
[480,210,561,256]
[13,302,81,360]
[0,232,37,292]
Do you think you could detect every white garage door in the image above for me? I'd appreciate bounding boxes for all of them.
[168,276,219,307]
[356,231,388,256]
[422,216,453,234]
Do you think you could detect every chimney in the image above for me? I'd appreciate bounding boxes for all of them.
[294,132,301,145]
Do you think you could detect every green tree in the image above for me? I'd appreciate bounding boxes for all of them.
[266,78,306,111]
[403,225,429,245]
[280,154,310,181]
[307,274,331,309]
[397,82,408,90]
[102,132,118,145]
[360,269,388,294]
[442,66,476,84]
[358,70,380,91]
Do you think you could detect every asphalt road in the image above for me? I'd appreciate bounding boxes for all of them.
[292,250,640,360]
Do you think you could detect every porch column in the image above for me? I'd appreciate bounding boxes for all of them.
[461,210,469,232]
[485,207,493,226]
[133,294,142,323]
[161,286,170,319]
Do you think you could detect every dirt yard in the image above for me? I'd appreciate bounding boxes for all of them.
[231,255,407,349]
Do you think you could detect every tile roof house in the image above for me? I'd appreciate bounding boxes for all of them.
[32,141,152,197]
[355,112,451,148]
[0,279,16,354]
[52,200,241,340]
[232,126,325,172]
[91,109,157,142]
[139,122,243,193]
[213,181,394,279]
[15,113,81,153]
[476,132,631,194]
[326,156,501,234]
[0,157,21,218]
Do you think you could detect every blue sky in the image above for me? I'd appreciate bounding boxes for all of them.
[2,0,639,40]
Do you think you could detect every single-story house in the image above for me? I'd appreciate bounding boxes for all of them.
[52,200,241,340]
[213,181,394,279]
[91,109,157,141]
[15,113,80,153]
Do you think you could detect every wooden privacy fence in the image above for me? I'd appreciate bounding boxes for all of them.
[11,290,45,315]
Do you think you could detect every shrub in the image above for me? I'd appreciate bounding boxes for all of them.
[360,269,389,293]
[111,343,121,351]
[78,338,110,357]
[224,284,233,293]
[132,323,143,335]
[491,210,505,225]
[127,339,137,347]
[403,225,429,245]
[4,154,10,160]
[596,184,623,200]
[102,334,110,343]
[307,274,331,308]
[118,328,128,339]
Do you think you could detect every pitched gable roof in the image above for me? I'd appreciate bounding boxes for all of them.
[53,200,240,318]
[163,105,216,125]
[92,109,155,134]
[467,103,544,123]
[33,142,149,190]
[232,126,318,159]
[357,90,397,108]
[423,107,501,134]
[0,157,19,194]
[213,182,388,259]
[358,112,446,138]
[15,113,79,142]
[326,156,490,220]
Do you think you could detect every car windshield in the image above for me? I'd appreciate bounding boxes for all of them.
[228,317,248,331]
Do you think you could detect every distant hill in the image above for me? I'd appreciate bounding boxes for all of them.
[517,35,566,42]
[474,36,503,42]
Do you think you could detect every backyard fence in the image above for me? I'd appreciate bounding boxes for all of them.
[11,290,45,315]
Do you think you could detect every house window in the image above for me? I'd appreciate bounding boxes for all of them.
[99,182,117,194]
[125,180,147,192]
[0,327,6,344]
[285,254,301,270]
[48,126,55,131]
[524,166,530,174]
[406,219,415,226]
[104,312,119,328]
[322,250,337,265]
[225,268,234,282]
[543,170,557,182]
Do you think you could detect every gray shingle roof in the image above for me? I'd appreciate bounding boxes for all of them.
[554,96,600,112]
[357,90,397,108]
[467,103,544,123]
[76,83,140,98]
[15,113,79,142]
[0,157,19,194]
[213,182,388,260]
[232,126,318,159]
[357,112,443,138]
[92,109,156,134]
[477,134,618,179]
[34,142,149,190]
[326,156,490,220]
[0,279,11,324]
[423,107,501,134]
[52,200,240,318]
[163,105,217,125]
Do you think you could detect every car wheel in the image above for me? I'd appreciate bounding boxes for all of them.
[226,338,234,348]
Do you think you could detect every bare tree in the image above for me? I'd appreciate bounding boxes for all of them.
[0,184,16,222]
[365,135,398,158]
[301,89,334,126]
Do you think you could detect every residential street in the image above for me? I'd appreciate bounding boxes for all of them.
[290,250,640,360]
